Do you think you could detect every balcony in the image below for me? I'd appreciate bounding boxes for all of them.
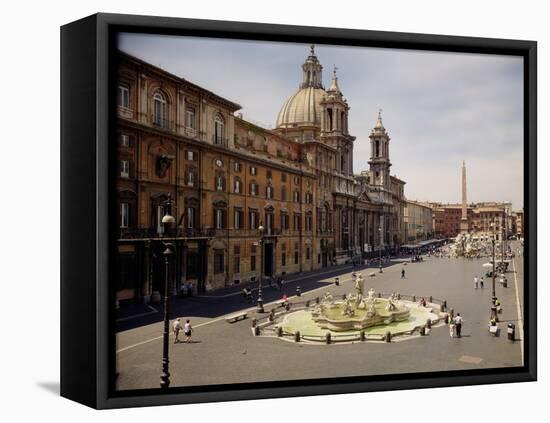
[151,115,174,132]
[212,135,228,147]
[118,227,217,240]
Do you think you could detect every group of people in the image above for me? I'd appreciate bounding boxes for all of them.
[473,276,485,289]
[172,318,193,343]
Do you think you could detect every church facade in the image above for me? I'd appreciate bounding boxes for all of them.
[115,46,407,303]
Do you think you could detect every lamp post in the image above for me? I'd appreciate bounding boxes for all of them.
[257,223,265,313]
[378,226,383,273]
[501,214,506,268]
[159,200,175,390]
[490,221,497,319]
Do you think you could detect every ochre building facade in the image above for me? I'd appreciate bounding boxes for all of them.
[115,48,407,303]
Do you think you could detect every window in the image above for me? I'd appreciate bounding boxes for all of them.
[186,169,195,187]
[214,114,225,144]
[305,214,312,231]
[120,160,129,178]
[214,251,224,274]
[250,166,257,176]
[153,91,167,128]
[156,205,165,235]
[375,140,380,157]
[250,255,256,271]
[215,209,226,229]
[186,150,197,161]
[293,190,300,203]
[216,174,225,191]
[117,85,129,108]
[120,203,129,228]
[294,175,300,185]
[234,178,241,194]
[249,210,258,229]
[250,182,258,196]
[266,213,273,233]
[293,213,301,231]
[186,207,196,229]
[234,162,241,172]
[234,257,240,274]
[282,253,286,267]
[185,107,195,129]
[266,170,272,179]
[234,209,243,229]
[266,185,273,199]
[281,213,289,230]
[294,251,299,264]
[121,134,129,147]
[281,173,287,182]
[306,247,311,260]
[281,186,287,201]
[305,192,312,203]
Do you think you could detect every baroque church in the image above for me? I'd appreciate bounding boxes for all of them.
[115,44,406,302]
[273,45,406,264]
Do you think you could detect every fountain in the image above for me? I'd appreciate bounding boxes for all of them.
[311,285,410,332]
[255,272,448,343]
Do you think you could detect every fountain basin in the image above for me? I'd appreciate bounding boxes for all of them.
[313,299,410,332]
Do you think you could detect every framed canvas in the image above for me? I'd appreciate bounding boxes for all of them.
[60,13,537,409]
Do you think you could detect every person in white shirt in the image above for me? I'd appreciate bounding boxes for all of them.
[173,318,182,344]
[184,320,193,343]
[454,313,463,338]
[474,276,479,289]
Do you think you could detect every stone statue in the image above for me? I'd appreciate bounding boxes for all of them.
[385,294,397,311]
[342,298,355,316]
[367,287,375,300]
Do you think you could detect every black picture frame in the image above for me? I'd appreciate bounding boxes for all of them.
[61,13,537,409]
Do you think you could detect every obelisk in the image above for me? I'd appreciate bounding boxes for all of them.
[460,160,469,233]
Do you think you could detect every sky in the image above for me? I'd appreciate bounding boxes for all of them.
[118,33,524,210]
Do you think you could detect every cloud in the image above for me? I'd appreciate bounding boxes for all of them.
[118,33,524,209]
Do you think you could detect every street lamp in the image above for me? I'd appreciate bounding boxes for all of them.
[257,223,265,313]
[490,221,497,320]
[378,226,383,273]
[159,201,175,390]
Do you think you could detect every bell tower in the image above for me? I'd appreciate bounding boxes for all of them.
[368,110,391,188]
[320,67,353,177]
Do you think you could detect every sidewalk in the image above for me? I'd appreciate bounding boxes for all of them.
[115,256,407,327]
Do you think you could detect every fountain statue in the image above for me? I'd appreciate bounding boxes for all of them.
[312,285,410,332]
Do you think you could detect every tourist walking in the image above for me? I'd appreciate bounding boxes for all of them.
[173,318,182,344]
[449,319,455,338]
[474,276,478,289]
[401,268,406,279]
[454,313,463,338]
[184,319,193,343]
[480,277,484,288]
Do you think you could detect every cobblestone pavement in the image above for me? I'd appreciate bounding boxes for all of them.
[116,244,524,390]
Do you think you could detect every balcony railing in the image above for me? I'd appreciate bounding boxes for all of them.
[151,115,174,131]
[118,227,217,240]
[117,226,286,240]
[212,135,228,147]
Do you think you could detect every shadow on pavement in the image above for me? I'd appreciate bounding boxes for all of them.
[116,261,403,333]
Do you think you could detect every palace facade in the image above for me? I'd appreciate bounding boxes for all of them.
[115,47,406,303]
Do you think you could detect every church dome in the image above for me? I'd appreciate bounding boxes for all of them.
[276,86,326,128]
[275,45,327,129]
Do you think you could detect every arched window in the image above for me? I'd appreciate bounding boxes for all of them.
[153,91,167,128]
[375,140,380,157]
[214,114,225,145]
[281,186,287,201]
[266,185,273,199]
